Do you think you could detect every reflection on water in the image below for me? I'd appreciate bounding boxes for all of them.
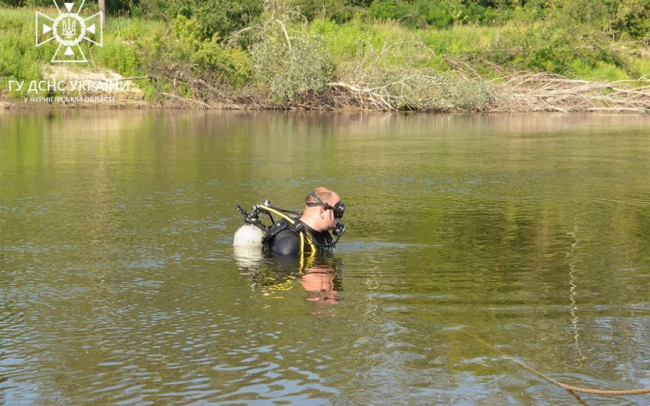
[234,248,343,306]
[301,263,341,305]
[1,111,650,404]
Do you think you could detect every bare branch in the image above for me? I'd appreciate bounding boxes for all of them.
[162,92,210,108]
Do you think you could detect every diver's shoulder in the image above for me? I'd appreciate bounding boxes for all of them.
[270,230,301,255]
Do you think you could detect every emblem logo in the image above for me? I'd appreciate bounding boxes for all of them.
[61,19,77,38]
[35,0,103,63]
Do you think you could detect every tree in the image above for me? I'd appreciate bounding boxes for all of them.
[99,0,105,27]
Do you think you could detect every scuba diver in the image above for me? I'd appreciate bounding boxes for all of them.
[265,187,345,256]
[233,187,346,258]
[233,187,346,305]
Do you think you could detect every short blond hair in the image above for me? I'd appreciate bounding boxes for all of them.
[305,187,335,205]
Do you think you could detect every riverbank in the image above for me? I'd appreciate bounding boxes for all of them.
[1,6,649,112]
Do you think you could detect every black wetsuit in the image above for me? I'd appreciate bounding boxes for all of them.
[263,219,333,256]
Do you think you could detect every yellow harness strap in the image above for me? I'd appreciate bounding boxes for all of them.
[260,205,317,260]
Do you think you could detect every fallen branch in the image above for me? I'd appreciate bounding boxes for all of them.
[496,72,650,113]
[162,92,209,108]
[117,76,152,82]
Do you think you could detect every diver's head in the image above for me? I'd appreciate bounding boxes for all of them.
[302,187,345,232]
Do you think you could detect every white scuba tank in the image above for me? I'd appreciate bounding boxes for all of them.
[233,223,265,247]
[233,223,265,270]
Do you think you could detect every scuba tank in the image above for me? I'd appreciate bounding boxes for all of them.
[233,222,267,262]
[233,206,266,248]
[233,223,266,247]
[233,203,267,262]
[233,204,268,267]
[233,201,294,249]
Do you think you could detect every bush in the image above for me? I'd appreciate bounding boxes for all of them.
[142,0,264,40]
[94,14,253,101]
[171,15,253,87]
[495,22,626,76]
[368,0,499,29]
[612,0,650,39]
[251,23,334,104]
[292,0,365,23]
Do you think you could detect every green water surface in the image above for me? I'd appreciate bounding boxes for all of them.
[1,111,649,405]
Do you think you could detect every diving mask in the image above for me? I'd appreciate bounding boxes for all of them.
[306,191,345,219]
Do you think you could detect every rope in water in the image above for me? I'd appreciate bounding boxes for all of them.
[452,320,650,396]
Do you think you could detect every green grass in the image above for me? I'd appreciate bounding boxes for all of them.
[92,17,168,98]
[568,59,629,81]
[0,8,49,97]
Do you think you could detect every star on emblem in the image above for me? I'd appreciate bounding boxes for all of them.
[36,0,103,63]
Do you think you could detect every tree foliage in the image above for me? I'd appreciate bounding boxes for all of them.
[2,0,646,40]
[138,0,264,39]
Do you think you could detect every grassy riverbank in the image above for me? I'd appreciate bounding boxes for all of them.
[1,3,649,112]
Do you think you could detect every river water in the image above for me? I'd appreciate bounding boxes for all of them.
[1,111,649,405]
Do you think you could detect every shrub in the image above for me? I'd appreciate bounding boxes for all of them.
[368,0,499,29]
[94,14,253,101]
[251,23,334,104]
[292,0,364,23]
[612,0,650,39]
[171,15,253,87]
[142,0,264,40]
